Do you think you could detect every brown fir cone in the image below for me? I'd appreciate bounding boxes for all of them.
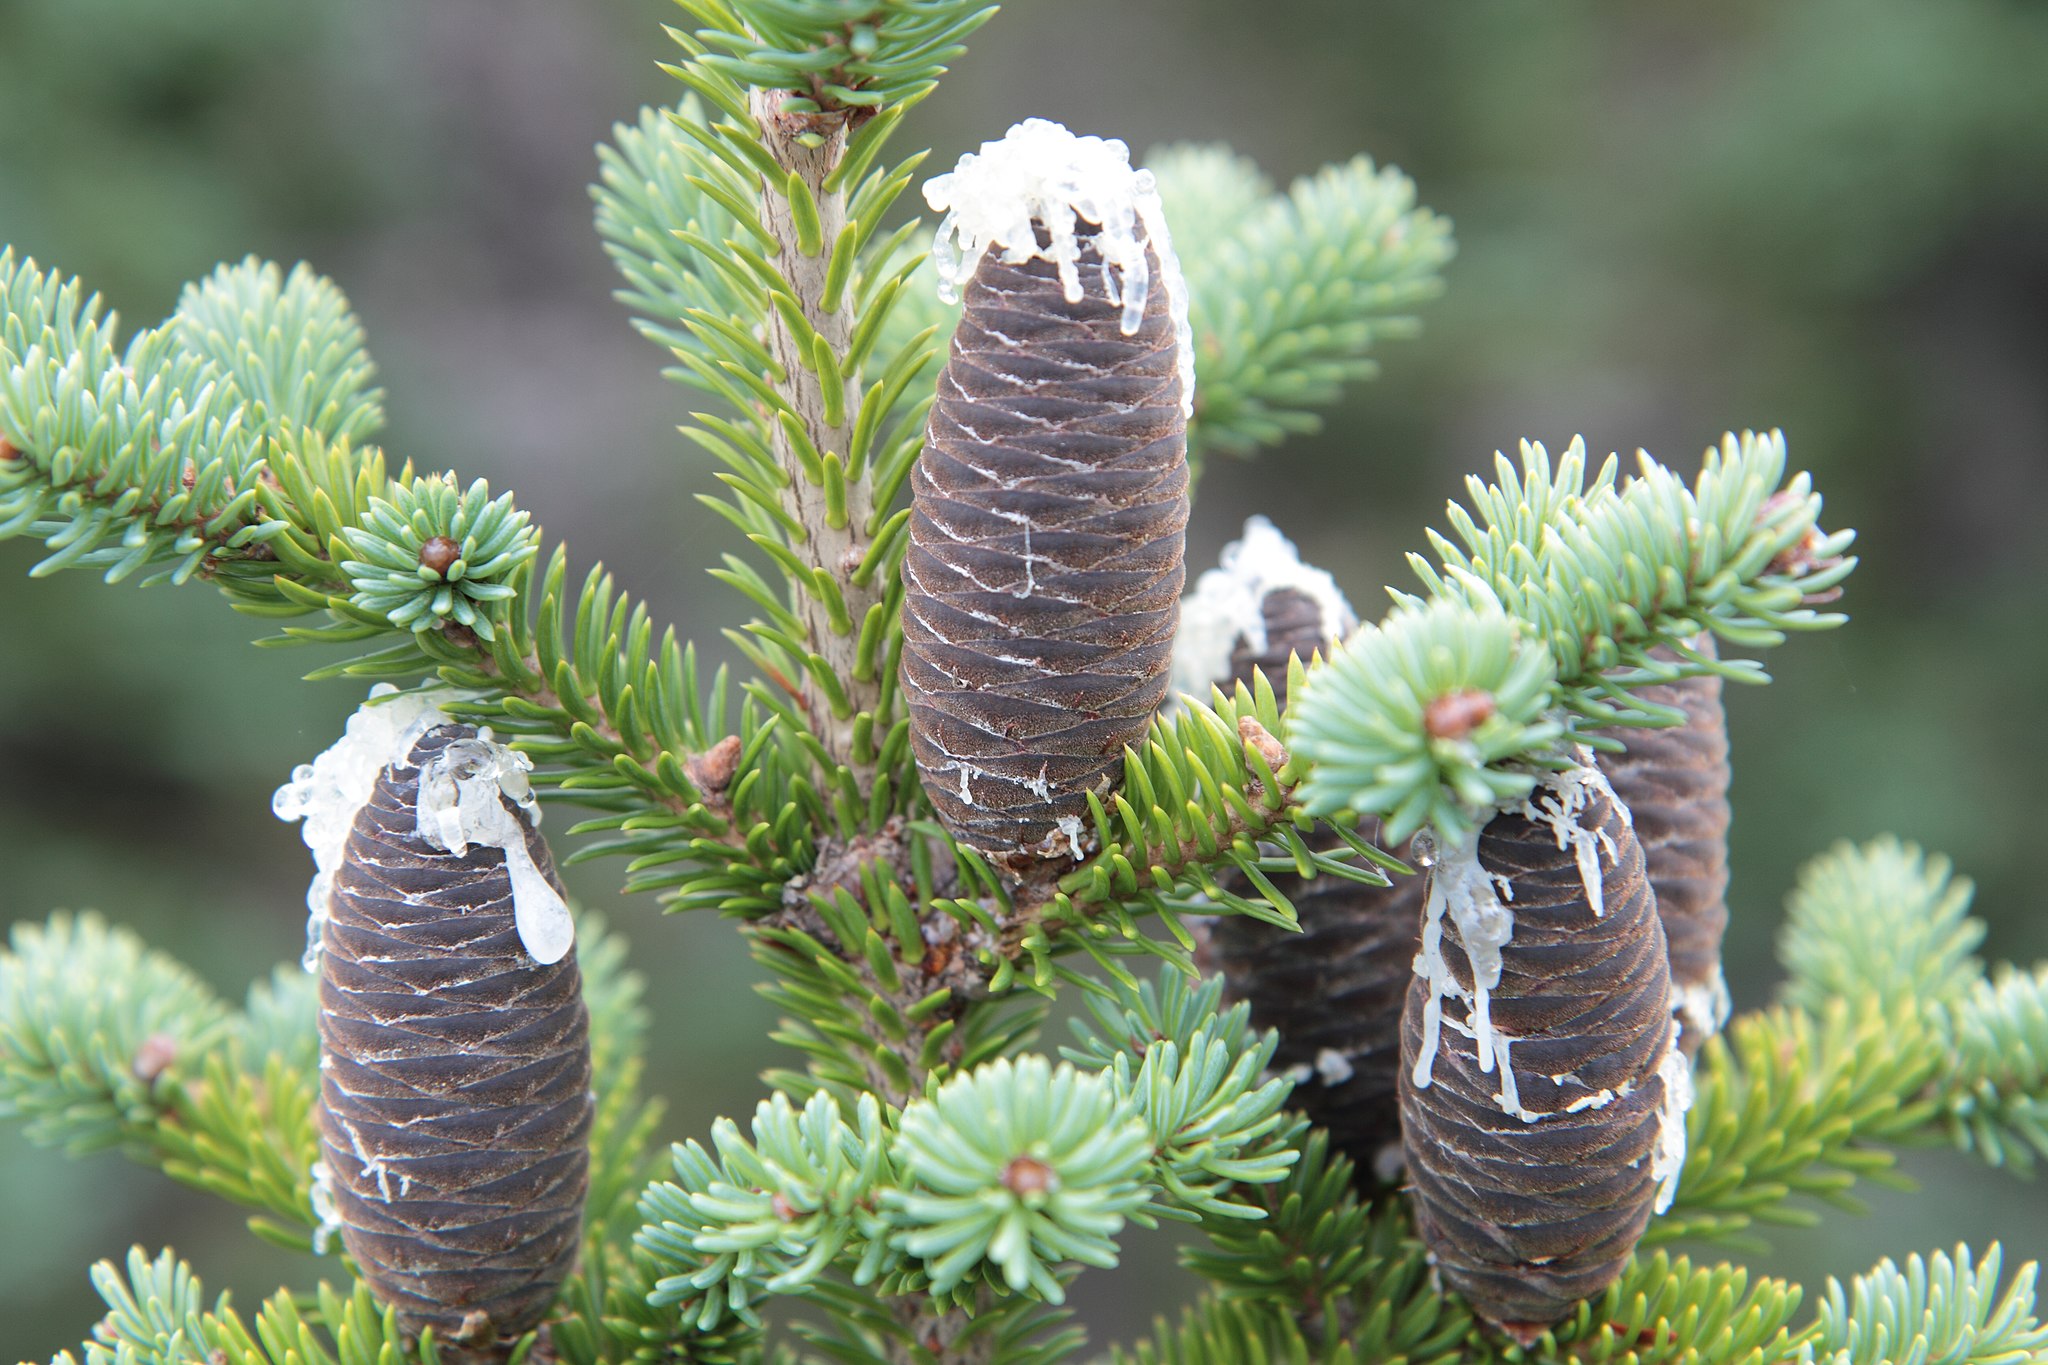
[1224,586,1332,698]
[1179,521,1420,1169]
[902,224,1188,868]
[1598,641,1732,1051]
[1398,768,1687,1338]
[1207,827,1423,1171]
[318,724,591,1352]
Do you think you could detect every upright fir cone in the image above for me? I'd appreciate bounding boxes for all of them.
[277,702,589,1355]
[902,120,1191,872]
[1399,764,1689,1338]
[1179,518,1423,1172]
[1596,640,1732,1052]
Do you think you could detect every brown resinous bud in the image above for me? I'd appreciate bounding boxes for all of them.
[902,119,1193,875]
[275,693,589,1354]
[1178,518,1424,1175]
[1398,760,1691,1339]
[1596,638,1732,1051]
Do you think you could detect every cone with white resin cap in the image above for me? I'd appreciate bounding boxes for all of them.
[1397,763,1689,1338]
[1596,641,1732,1052]
[903,119,1191,871]
[278,699,589,1354]
[1182,518,1423,1173]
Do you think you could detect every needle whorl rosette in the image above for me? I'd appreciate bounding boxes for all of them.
[904,120,1190,868]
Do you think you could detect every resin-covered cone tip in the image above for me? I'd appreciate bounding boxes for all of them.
[1171,515,1357,711]
[1398,763,1691,1334]
[904,119,1191,871]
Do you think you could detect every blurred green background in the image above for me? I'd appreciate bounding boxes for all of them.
[4,0,2046,1357]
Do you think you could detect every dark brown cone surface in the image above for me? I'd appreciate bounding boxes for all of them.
[1398,781,1677,1334]
[1225,588,1329,699]
[902,227,1188,867]
[1209,825,1422,1170]
[1201,586,1418,1171]
[1598,644,1731,1051]
[319,725,591,1352]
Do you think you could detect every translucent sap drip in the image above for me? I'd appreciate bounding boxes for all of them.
[276,691,574,969]
[923,118,1196,417]
[1674,965,1732,1044]
[273,684,451,970]
[413,734,573,965]
[1518,756,1627,917]
[1650,1034,1695,1213]
[1169,515,1359,708]
[310,1160,340,1256]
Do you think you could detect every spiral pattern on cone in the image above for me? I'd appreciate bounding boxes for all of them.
[1398,782,1677,1335]
[1201,584,1420,1171]
[1597,647,1731,1051]
[318,724,590,1351]
[902,226,1188,868]
[1209,827,1422,1169]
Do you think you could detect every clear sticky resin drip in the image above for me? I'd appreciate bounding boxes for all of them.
[274,686,574,968]
[924,117,1196,417]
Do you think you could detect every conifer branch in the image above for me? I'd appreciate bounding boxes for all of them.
[1778,838,1983,1019]
[0,251,814,906]
[11,4,2040,1361]
[1810,1244,2048,1365]
[0,914,320,1243]
[1291,431,1856,844]
[996,673,1397,990]
[1146,147,1455,466]
[1648,999,1937,1249]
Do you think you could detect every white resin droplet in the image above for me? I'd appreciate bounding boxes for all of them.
[923,117,1196,417]
[1313,1047,1355,1086]
[1518,755,1627,918]
[1649,1034,1694,1213]
[1170,515,1358,707]
[276,687,574,968]
[412,735,574,965]
[274,685,452,970]
[310,1160,340,1256]
[1673,965,1732,1045]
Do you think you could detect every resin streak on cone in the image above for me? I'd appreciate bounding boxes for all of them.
[318,725,590,1351]
[1398,782,1677,1334]
[903,228,1188,867]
